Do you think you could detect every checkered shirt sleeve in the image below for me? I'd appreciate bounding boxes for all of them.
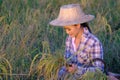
[90,40,104,70]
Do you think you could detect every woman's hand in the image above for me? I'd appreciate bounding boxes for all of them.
[67,64,77,73]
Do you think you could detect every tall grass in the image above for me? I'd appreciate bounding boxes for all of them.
[0,54,12,80]
[0,0,120,79]
[29,50,65,80]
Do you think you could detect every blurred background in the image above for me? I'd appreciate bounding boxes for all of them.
[0,0,120,80]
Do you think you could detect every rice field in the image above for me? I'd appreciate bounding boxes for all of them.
[0,0,120,80]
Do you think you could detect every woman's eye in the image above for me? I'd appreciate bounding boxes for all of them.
[64,28,71,31]
[67,29,71,31]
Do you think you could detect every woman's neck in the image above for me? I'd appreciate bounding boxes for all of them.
[75,27,84,40]
[74,27,84,49]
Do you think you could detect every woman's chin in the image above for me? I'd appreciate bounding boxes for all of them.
[70,35,74,38]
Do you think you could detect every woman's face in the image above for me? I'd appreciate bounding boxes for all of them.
[64,24,81,37]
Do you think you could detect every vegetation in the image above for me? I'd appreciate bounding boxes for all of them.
[0,54,12,80]
[0,0,120,79]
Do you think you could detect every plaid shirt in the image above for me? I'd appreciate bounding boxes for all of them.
[65,28,104,76]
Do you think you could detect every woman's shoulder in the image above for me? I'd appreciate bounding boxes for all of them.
[83,28,100,43]
[86,33,102,45]
[89,33,100,42]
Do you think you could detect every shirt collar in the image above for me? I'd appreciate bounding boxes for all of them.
[71,28,90,52]
[82,27,90,38]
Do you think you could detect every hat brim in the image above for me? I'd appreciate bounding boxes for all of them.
[49,15,94,27]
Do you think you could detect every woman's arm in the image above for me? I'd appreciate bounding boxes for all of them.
[90,41,104,71]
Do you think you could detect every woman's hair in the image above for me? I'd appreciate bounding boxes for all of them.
[81,23,92,33]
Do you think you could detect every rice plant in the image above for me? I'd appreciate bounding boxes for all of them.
[80,69,108,80]
[0,54,12,80]
[29,50,65,80]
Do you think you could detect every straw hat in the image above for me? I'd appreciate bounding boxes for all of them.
[49,4,94,26]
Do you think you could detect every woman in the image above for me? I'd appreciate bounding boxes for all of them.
[49,4,104,79]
